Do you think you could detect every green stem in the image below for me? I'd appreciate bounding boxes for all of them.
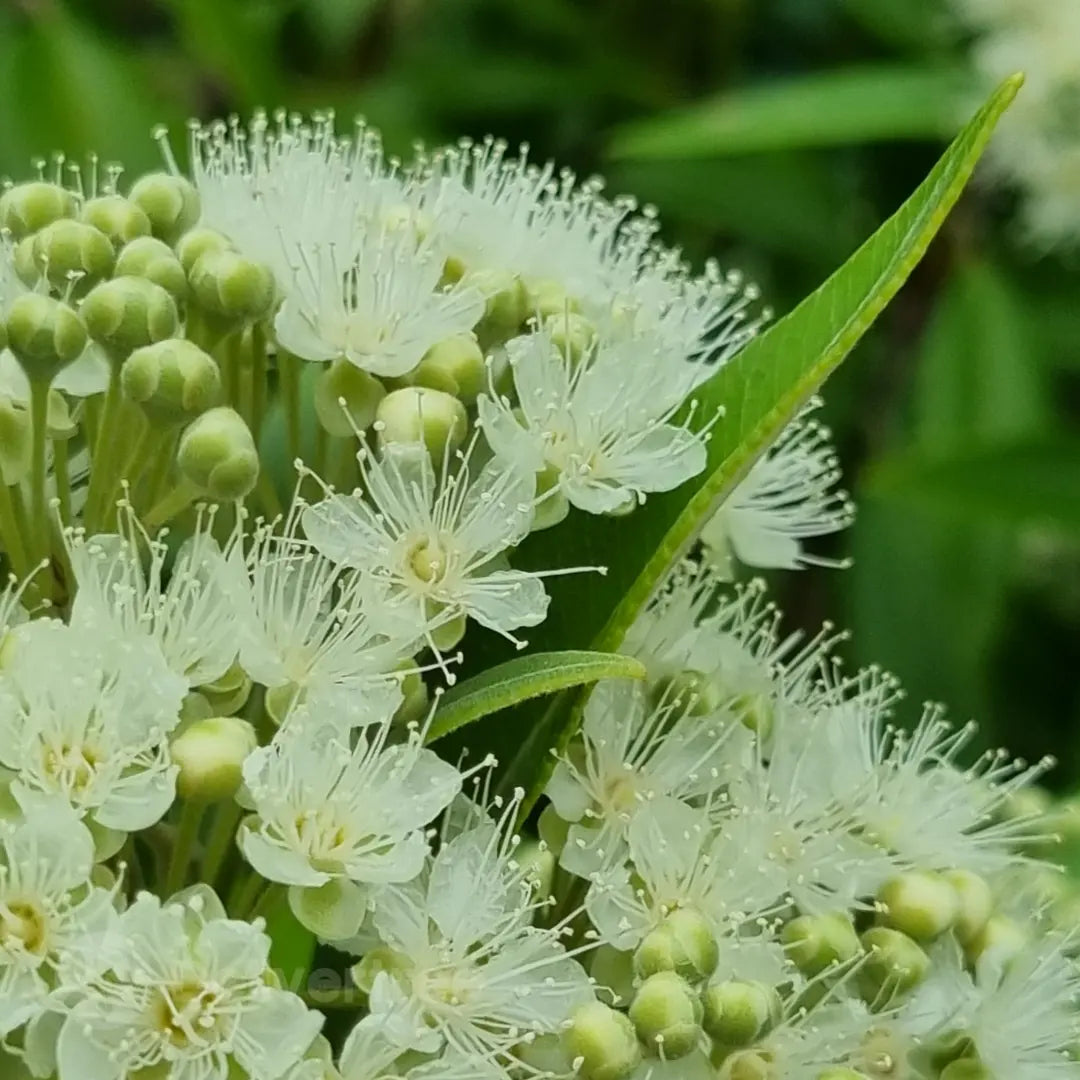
[250,882,285,924]
[164,799,205,898]
[143,478,200,531]
[84,364,123,530]
[138,429,178,513]
[279,351,303,467]
[53,437,73,527]
[254,470,283,521]
[0,482,32,583]
[28,380,51,571]
[104,422,164,529]
[227,867,266,920]
[202,800,243,888]
[250,323,268,445]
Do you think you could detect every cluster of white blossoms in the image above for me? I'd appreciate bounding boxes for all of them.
[0,110,1071,1080]
[953,0,1080,246]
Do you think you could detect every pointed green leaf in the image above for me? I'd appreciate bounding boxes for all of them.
[608,65,971,160]
[427,651,646,744]
[478,76,1022,806]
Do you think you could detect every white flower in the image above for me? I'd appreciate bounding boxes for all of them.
[239,712,461,937]
[67,509,238,690]
[0,619,185,832]
[356,804,594,1077]
[302,441,550,653]
[0,791,116,1039]
[545,679,742,877]
[477,328,709,515]
[221,512,415,725]
[56,890,323,1080]
[701,403,853,574]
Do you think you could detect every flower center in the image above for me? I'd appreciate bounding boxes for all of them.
[599,770,640,816]
[295,807,353,871]
[150,980,227,1049]
[406,536,448,586]
[42,740,101,795]
[0,898,49,956]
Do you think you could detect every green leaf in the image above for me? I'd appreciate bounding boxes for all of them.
[865,440,1080,532]
[267,905,316,994]
[608,65,971,160]
[472,75,1021,807]
[428,651,647,744]
[841,0,953,52]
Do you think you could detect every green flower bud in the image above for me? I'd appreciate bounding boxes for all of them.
[122,339,221,424]
[718,1048,772,1080]
[939,1061,990,1080]
[629,971,703,1060]
[5,294,88,384]
[129,171,201,245]
[473,269,528,345]
[965,914,1027,968]
[0,181,76,238]
[198,659,252,716]
[858,927,930,1006]
[531,461,569,531]
[13,236,39,288]
[528,278,580,321]
[177,406,259,500]
[265,683,301,727]
[516,838,556,897]
[590,946,636,1009]
[189,250,275,323]
[289,879,369,942]
[564,1001,642,1080]
[31,219,115,292]
[545,312,596,365]
[538,803,570,855]
[411,333,486,403]
[939,869,993,946]
[427,609,468,653]
[115,236,188,301]
[376,386,468,458]
[781,912,861,976]
[634,908,718,982]
[176,227,234,276]
[170,716,256,802]
[314,358,386,437]
[702,981,778,1047]
[81,194,152,250]
[877,871,959,941]
[730,692,774,738]
[393,664,429,728]
[0,396,30,484]
[81,276,179,359]
[650,669,723,717]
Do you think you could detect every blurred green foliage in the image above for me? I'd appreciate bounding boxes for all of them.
[5,0,1079,779]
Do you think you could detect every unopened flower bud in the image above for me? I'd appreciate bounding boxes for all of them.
[376,386,467,458]
[730,692,774,737]
[129,172,201,244]
[858,927,929,1005]
[393,664,429,728]
[176,227,234,276]
[516,838,556,897]
[877,871,959,941]
[629,971,703,1060]
[529,278,580,321]
[314,359,386,437]
[189,250,275,323]
[538,803,570,855]
[170,716,256,802]
[721,1049,772,1080]
[178,406,259,500]
[940,870,993,946]
[782,912,861,976]
[31,219,115,292]
[122,339,221,424]
[81,276,178,359]
[473,269,528,344]
[965,914,1027,969]
[411,333,486,402]
[115,236,188,301]
[545,312,596,365]
[199,659,252,716]
[634,908,718,982]
[0,181,76,238]
[81,195,152,250]
[702,981,778,1047]
[939,1061,990,1080]
[565,1001,642,1080]
[5,294,88,384]
[13,236,39,288]
[651,669,723,717]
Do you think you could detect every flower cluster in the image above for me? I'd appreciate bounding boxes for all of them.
[953,0,1080,246]
[0,109,1071,1080]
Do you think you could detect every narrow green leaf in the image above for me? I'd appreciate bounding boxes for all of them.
[608,65,972,160]
[427,651,646,744]
[477,76,1021,805]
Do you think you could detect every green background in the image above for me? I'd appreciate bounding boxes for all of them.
[8,0,1078,783]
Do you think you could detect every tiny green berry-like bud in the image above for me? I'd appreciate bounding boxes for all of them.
[176,227,234,276]
[965,914,1027,968]
[5,294,88,384]
[13,236,39,288]
[81,276,179,359]
[31,219,115,292]
[545,311,596,364]
[115,236,188,301]
[718,1048,772,1080]
[564,1001,641,1080]
[634,908,718,982]
[376,386,468,458]
[170,716,256,802]
[858,927,930,1006]
[129,172,201,245]
[782,912,861,976]
[81,195,152,250]
[189,250,275,323]
[943,869,993,946]
[702,981,778,1047]
[650,669,723,717]
[877,871,959,941]
[0,181,76,238]
[411,333,486,402]
[122,339,222,424]
[629,971,703,1060]
[528,278,580,321]
[314,358,386,437]
[177,406,260,500]
[472,269,528,345]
